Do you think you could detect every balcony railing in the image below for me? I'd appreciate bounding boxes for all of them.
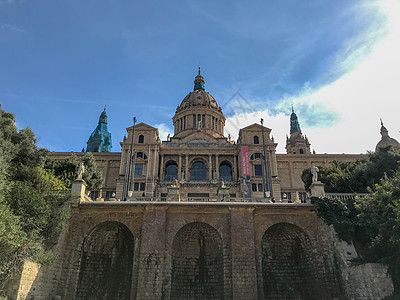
[325,193,371,200]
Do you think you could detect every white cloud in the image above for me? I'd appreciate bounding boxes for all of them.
[153,123,173,141]
[225,0,400,154]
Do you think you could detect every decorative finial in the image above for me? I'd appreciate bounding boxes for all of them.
[198,66,201,75]
[292,105,294,113]
[380,118,383,126]
[104,105,106,111]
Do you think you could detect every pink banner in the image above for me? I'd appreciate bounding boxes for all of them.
[241,146,250,176]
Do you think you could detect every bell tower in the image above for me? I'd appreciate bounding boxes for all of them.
[285,106,310,154]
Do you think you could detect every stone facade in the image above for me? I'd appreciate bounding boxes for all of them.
[14,70,395,299]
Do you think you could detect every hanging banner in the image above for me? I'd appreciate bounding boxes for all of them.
[241,146,252,198]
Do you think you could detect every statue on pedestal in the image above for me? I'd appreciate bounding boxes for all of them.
[311,163,319,183]
[77,163,85,180]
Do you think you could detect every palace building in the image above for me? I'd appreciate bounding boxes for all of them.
[51,68,369,202]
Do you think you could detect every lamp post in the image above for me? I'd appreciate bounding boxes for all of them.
[260,118,268,199]
[124,117,136,200]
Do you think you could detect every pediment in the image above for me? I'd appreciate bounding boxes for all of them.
[127,122,158,131]
[240,123,271,132]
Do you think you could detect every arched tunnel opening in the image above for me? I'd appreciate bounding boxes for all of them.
[171,222,225,300]
[75,221,134,300]
[262,222,339,299]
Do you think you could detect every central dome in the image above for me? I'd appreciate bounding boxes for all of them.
[176,68,222,113]
[176,89,220,112]
[172,68,226,140]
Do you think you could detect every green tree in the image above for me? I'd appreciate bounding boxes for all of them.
[302,147,400,193]
[44,152,103,191]
[0,105,102,296]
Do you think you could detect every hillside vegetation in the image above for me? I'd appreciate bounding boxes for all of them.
[302,148,400,298]
[0,105,103,297]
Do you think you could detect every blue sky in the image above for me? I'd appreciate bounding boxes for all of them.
[1,0,399,153]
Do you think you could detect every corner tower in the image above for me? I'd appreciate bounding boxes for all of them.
[86,107,112,152]
[286,107,310,154]
[172,68,226,140]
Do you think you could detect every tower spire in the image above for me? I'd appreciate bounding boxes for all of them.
[290,107,302,134]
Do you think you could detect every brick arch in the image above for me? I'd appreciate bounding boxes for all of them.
[75,221,135,300]
[262,222,323,299]
[171,222,225,299]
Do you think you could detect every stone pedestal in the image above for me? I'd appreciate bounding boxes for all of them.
[310,181,325,198]
[167,186,180,202]
[217,186,230,202]
[71,179,89,204]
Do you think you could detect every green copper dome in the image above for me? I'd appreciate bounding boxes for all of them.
[86,107,112,152]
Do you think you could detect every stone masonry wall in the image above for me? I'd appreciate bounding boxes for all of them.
[13,202,394,300]
[342,263,394,299]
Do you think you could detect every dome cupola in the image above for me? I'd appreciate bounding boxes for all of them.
[172,69,226,140]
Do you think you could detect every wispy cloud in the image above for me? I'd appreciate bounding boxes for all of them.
[225,0,400,154]
[0,24,24,33]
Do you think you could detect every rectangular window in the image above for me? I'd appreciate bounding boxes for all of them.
[193,114,196,128]
[281,192,292,200]
[202,114,205,128]
[258,183,263,192]
[180,118,183,131]
[254,164,263,176]
[184,116,186,129]
[133,182,139,191]
[215,118,218,131]
[140,183,145,191]
[134,164,143,176]
[252,183,257,192]
[212,117,214,129]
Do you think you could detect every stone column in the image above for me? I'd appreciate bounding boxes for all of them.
[185,155,189,181]
[178,155,182,180]
[216,154,219,180]
[208,154,212,180]
[160,155,164,181]
[233,155,237,181]
[136,206,168,299]
[272,149,278,176]
[230,207,258,299]
[289,161,294,188]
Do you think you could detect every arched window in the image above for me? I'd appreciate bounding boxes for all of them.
[299,149,304,154]
[190,161,207,181]
[165,161,178,181]
[219,162,232,181]
[137,152,147,159]
[253,135,259,144]
[250,153,262,160]
[138,135,144,143]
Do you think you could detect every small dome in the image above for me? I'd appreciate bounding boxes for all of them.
[375,120,400,152]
